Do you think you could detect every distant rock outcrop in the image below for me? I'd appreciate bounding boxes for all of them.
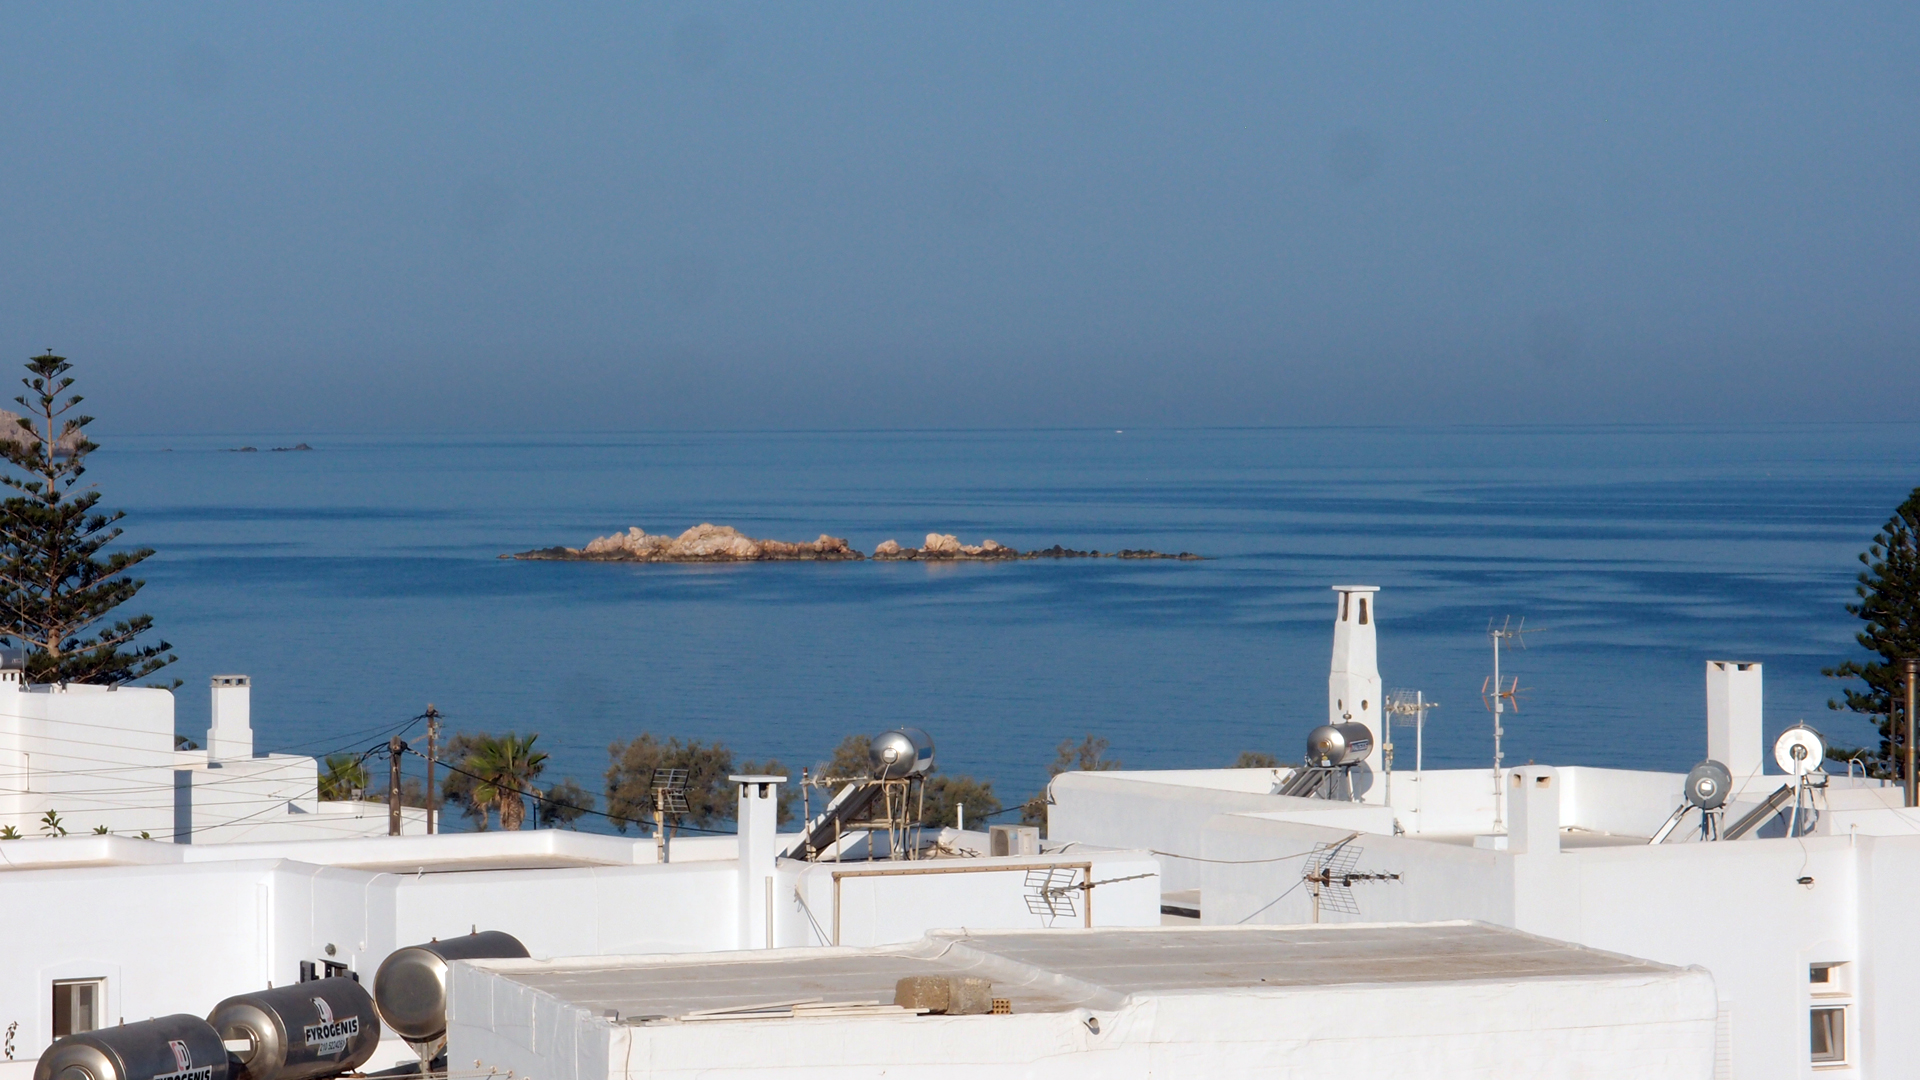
[872,533,1201,561]
[510,523,864,562]
[0,410,85,457]
[509,525,1202,562]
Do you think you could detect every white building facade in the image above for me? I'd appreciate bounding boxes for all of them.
[1046,585,1920,1079]
[0,667,415,842]
[0,775,1159,1071]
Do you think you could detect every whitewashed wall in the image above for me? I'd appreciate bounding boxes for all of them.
[0,833,1158,1065]
[1192,808,1920,1080]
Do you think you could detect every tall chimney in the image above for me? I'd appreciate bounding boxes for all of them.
[207,675,254,762]
[1706,662,1762,788]
[732,773,786,950]
[1329,586,1383,766]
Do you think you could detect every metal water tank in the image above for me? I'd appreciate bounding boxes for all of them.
[34,1015,227,1080]
[1304,723,1373,767]
[869,727,935,779]
[1685,760,1733,810]
[373,931,529,1043]
[1774,724,1826,777]
[205,978,380,1080]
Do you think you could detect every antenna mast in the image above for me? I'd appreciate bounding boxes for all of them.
[1482,617,1529,833]
[1385,690,1439,831]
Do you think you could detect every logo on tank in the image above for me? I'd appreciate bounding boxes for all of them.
[153,1040,213,1080]
[302,997,358,1056]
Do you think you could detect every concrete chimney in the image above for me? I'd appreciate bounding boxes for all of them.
[207,675,253,762]
[1706,662,1763,786]
[1506,766,1560,855]
[1329,586,1383,766]
[732,773,786,950]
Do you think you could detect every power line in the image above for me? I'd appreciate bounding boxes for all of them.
[417,750,740,836]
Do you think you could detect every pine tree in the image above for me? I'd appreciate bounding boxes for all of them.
[0,351,174,684]
[1824,485,1920,775]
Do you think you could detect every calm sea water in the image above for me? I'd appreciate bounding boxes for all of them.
[88,426,1920,830]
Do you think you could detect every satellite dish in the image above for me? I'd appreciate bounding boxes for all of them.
[1685,760,1732,810]
[1773,724,1826,777]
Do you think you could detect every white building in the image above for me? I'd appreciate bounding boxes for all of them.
[0,664,418,842]
[452,922,1717,1079]
[0,773,1159,1073]
[1049,585,1920,1079]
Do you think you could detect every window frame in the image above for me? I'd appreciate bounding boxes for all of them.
[1810,1003,1848,1067]
[51,978,106,1039]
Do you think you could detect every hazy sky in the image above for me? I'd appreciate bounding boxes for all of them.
[2,4,1916,432]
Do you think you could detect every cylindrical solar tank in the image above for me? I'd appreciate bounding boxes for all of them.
[34,1015,227,1080]
[869,727,935,779]
[374,931,530,1043]
[1304,723,1373,767]
[205,978,380,1080]
[1685,760,1733,810]
[1774,724,1826,777]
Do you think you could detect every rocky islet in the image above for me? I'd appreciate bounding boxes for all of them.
[508,525,1199,562]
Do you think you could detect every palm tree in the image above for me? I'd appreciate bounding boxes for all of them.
[318,753,369,801]
[466,732,548,830]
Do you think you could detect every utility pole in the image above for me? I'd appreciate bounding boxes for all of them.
[388,735,404,836]
[424,704,441,834]
[1906,660,1917,808]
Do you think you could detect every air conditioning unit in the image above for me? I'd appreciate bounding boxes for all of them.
[989,824,1040,857]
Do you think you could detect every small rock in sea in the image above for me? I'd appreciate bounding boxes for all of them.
[510,525,1205,564]
[522,523,864,562]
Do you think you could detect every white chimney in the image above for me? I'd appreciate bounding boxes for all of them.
[1706,662,1763,787]
[1506,765,1560,854]
[207,675,254,762]
[1329,586,1383,766]
[732,773,786,950]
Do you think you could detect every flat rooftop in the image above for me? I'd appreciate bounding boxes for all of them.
[472,922,1679,1020]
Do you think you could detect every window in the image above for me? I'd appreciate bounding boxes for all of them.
[52,979,104,1038]
[1358,597,1368,625]
[1811,1006,1846,1065]
[1341,593,1349,621]
[1809,962,1851,1067]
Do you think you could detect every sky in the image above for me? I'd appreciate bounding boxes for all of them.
[1,3,1916,432]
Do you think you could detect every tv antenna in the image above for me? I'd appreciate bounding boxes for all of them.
[1301,837,1400,922]
[1481,616,1536,832]
[650,767,690,864]
[1023,868,1081,922]
[1385,690,1440,828]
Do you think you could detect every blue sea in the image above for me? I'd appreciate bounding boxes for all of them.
[91,426,1920,829]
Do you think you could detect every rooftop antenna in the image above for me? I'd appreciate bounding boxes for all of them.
[650,767,690,864]
[1301,836,1400,922]
[1481,616,1533,833]
[1023,868,1080,923]
[1385,690,1439,831]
